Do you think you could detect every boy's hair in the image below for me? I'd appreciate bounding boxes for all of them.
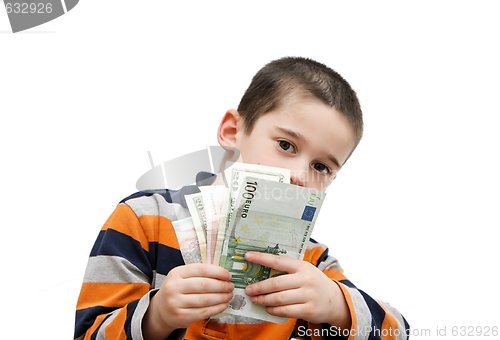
[238,56,363,146]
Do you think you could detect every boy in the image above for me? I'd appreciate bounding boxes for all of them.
[75,57,409,339]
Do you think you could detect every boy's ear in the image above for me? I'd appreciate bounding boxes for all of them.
[217,109,243,150]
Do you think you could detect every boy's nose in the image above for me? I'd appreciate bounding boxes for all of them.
[290,169,307,187]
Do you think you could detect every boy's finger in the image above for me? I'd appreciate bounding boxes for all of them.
[181,277,234,294]
[244,252,298,273]
[245,274,300,296]
[177,263,231,281]
[180,292,233,308]
[265,304,306,319]
[249,288,304,307]
[180,302,230,321]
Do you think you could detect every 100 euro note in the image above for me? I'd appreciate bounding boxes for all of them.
[218,177,325,323]
[215,163,290,266]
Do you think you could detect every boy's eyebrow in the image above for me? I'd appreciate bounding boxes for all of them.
[275,126,341,168]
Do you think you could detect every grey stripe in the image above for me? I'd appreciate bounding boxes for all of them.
[152,194,190,220]
[129,289,188,340]
[84,255,150,283]
[74,335,84,340]
[153,272,166,289]
[342,284,371,340]
[209,313,265,325]
[125,196,160,218]
[378,300,407,340]
[317,255,341,271]
[96,309,121,340]
[125,194,190,221]
[130,290,157,340]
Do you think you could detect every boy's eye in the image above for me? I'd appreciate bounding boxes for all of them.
[278,140,296,153]
[312,162,331,175]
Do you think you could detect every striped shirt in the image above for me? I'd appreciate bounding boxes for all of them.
[75,190,409,339]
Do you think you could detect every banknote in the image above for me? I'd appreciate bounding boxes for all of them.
[172,217,202,264]
[219,177,324,323]
[185,193,208,263]
[216,163,291,268]
[199,185,229,264]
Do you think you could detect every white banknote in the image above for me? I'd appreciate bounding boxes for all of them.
[199,185,229,264]
[185,193,208,263]
[172,217,202,264]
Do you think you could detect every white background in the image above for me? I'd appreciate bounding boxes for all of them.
[1,1,499,339]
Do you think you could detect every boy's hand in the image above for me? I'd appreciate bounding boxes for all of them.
[244,252,351,329]
[143,263,233,338]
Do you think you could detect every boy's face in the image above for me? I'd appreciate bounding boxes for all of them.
[218,95,357,191]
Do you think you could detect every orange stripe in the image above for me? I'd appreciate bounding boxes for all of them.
[105,307,127,340]
[335,282,357,340]
[77,282,150,309]
[303,244,325,264]
[323,267,348,281]
[185,318,297,339]
[138,215,180,250]
[102,204,150,251]
[379,302,401,340]
[84,313,108,340]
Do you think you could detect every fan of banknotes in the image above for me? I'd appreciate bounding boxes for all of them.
[172,162,325,323]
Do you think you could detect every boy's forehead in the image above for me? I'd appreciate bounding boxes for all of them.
[250,95,357,166]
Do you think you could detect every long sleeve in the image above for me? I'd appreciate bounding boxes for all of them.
[304,240,410,340]
[74,193,185,339]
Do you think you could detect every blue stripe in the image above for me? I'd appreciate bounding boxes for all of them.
[120,190,168,204]
[317,247,329,265]
[90,229,153,280]
[155,242,185,275]
[90,312,111,340]
[359,290,386,340]
[403,315,411,338]
[124,299,140,339]
[339,279,357,289]
[119,186,201,209]
[74,306,115,339]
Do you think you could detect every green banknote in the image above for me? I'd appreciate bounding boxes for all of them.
[219,177,324,323]
[216,163,290,266]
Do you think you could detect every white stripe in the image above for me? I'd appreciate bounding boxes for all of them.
[160,162,168,188]
[207,146,215,174]
[60,0,67,12]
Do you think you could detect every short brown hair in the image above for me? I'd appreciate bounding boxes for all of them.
[238,57,363,146]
